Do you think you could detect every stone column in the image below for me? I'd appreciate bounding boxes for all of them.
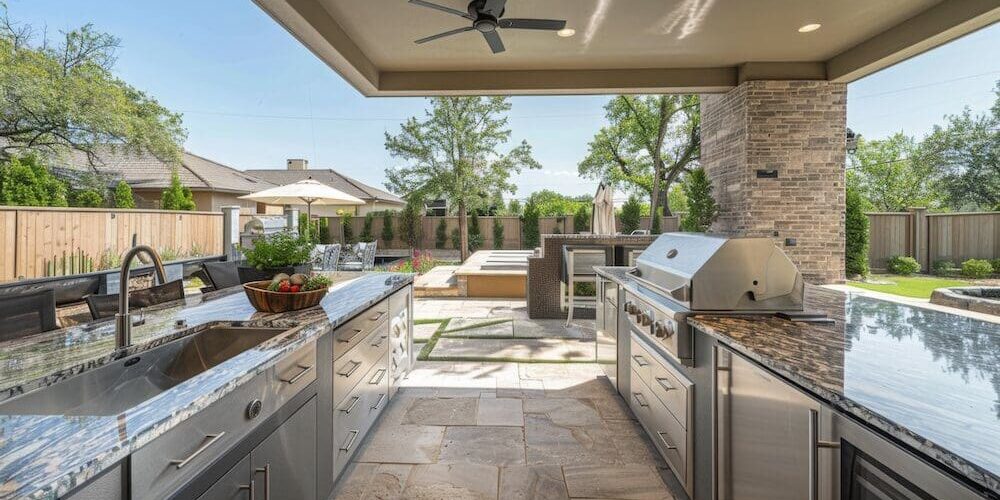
[701,80,847,284]
[221,206,241,261]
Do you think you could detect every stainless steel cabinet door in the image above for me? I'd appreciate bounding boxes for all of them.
[715,346,828,500]
[251,397,318,500]
[196,456,251,500]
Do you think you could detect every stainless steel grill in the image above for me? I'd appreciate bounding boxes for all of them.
[623,233,805,365]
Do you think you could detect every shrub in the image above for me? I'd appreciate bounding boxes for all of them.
[931,260,955,276]
[341,212,354,244]
[468,213,482,251]
[399,197,423,249]
[680,168,718,232]
[359,213,374,241]
[522,201,540,248]
[450,227,461,250]
[113,180,135,208]
[381,212,395,245]
[240,231,313,269]
[573,205,590,233]
[435,219,448,249]
[990,259,1000,274]
[298,213,320,243]
[492,218,504,249]
[960,259,993,279]
[845,184,870,277]
[887,255,920,276]
[161,169,196,210]
[619,196,642,234]
[0,155,68,207]
[72,189,104,208]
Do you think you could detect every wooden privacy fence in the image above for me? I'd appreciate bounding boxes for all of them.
[328,215,678,251]
[0,206,224,283]
[866,209,1000,271]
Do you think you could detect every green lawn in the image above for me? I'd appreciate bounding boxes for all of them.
[847,275,968,299]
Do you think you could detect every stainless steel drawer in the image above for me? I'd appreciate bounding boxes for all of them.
[629,335,654,386]
[333,324,389,406]
[333,300,389,360]
[274,341,317,399]
[641,343,692,429]
[629,367,688,487]
[333,359,389,478]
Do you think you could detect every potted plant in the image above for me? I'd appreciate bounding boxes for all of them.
[238,230,314,283]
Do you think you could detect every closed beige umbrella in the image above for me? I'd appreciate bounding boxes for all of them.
[591,183,616,235]
[239,178,364,236]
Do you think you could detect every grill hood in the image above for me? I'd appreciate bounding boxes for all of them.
[630,233,804,312]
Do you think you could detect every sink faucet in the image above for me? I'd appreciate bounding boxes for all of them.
[115,245,167,350]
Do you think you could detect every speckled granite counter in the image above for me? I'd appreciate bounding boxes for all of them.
[596,266,1000,497]
[0,272,412,499]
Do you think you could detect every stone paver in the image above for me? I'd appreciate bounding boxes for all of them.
[477,397,524,426]
[499,465,569,500]
[414,322,442,341]
[513,319,596,339]
[439,426,526,466]
[563,465,673,500]
[404,464,499,500]
[354,423,445,464]
[403,397,478,426]
[444,319,514,337]
[431,338,597,361]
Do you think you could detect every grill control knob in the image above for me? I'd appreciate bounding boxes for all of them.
[660,320,676,338]
[624,301,636,314]
[653,321,667,338]
[639,311,653,326]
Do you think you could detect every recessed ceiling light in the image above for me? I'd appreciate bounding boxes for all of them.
[798,23,821,33]
[557,28,576,38]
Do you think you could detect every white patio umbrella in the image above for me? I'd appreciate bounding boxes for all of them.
[591,182,616,235]
[239,178,364,235]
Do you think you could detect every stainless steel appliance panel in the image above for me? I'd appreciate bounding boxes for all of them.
[250,397,317,500]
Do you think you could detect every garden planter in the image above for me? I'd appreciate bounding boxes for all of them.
[237,263,311,284]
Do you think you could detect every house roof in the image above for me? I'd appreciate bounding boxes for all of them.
[246,168,405,206]
[59,147,275,194]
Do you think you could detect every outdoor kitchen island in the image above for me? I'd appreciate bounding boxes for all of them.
[0,272,414,500]
[597,265,999,500]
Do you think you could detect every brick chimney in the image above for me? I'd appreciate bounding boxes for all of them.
[287,158,308,171]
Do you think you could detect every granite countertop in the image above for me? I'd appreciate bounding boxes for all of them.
[0,272,412,499]
[596,266,1000,497]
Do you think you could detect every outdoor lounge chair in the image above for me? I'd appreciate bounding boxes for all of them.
[0,289,58,341]
[316,243,342,271]
[339,241,377,271]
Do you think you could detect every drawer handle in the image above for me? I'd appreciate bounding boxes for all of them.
[369,368,387,385]
[339,396,361,415]
[369,311,385,322]
[632,392,649,408]
[338,360,362,377]
[169,432,226,469]
[656,431,678,450]
[655,377,675,391]
[632,355,649,367]
[239,481,255,500]
[254,464,270,500]
[338,328,363,343]
[371,334,387,348]
[279,363,314,385]
[371,393,386,410]
[340,430,359,452]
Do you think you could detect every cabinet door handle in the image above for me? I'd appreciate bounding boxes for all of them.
[338,360,362,377]
[369,311,385,322]
[239,481,255,500]
[632,355,649,367]
[169,432,225,469]
[369,368,387,385]
[807,408,840,500]
[340,430,360,452]
[371,393,387,410]
[632,392,649,408]
[338,328,363,343]
[655,431,678,450]
[655,377,674,391]
[339,395,361,414]
[371,334,387,348]
[279,363,313,384]
[254,464,270,500]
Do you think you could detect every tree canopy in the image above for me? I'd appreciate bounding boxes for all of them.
[0,10,185,164]
[847,133,942,212]
[385,97,540,260]
[579,95,700,218]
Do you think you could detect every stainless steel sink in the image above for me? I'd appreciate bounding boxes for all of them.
[0,325,288,416]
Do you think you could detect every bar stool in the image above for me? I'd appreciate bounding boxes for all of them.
[563,246,610,326]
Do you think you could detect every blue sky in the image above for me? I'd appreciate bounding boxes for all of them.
[5,0,998,199]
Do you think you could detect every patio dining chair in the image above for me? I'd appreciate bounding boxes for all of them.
[339,241,378,271]
[316,244,342,271]
[0,289,58,341]
[86,280,185,320]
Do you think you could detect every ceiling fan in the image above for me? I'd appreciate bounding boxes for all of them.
[409,0,567,54]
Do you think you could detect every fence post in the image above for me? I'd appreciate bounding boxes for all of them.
[285,208,300,235]
[908,207,928,270]
[221,206,241,261]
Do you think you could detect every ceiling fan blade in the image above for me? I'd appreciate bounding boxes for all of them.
[415,26,474,44]
[408,0,474,20]
[482,0,507,17]
[499,18,567,30]
[482,30,505,53]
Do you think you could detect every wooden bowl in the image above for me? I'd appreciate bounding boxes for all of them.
[243,280,328,313]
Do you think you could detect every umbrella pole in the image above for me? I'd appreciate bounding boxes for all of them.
[306,201,313,241]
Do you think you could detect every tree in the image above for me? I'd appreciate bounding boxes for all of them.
[113,180,135,208]
[381,211,395,246]
[0,155,68,206]
[492,217,504,249]
[399,196,423,252]
[619,195,642,234]
[385,97,540,261]
[680,168,718,232]
[848,133,942,211]
[160,169,195,210]
[573,205,590,233]
[72,189,104,207]
[435,219,448,249]
[920,81,999,211]
[579,95,700,220]
[667,184,688,215]
[341,212,354,244]
[845,183,870,277]
[506,199,522,216]
[650,207,662,234]
[526,189,589,216]
[360,213,374,241]
[0,11,185,164]
[522,201,541,248]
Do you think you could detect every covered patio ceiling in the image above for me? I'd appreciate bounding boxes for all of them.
[253,0,999,96]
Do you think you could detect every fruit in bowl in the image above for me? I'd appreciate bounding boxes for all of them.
[265,274,330,294]
[243,274,333,313]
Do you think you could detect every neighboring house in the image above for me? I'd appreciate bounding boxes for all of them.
[246,159,405,216]
[59,147,274,213]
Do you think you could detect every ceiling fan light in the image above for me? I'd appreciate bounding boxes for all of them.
[798,23,821,33]
[557,28,576,37]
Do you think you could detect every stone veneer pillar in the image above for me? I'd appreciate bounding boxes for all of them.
[700,80,847,284]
